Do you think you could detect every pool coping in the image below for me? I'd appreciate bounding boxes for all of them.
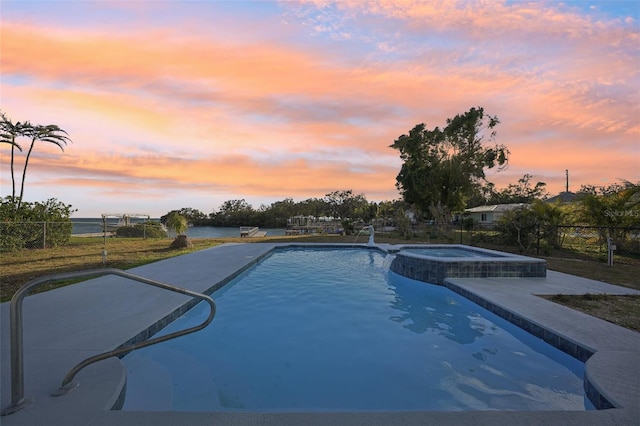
[1,242,639,426]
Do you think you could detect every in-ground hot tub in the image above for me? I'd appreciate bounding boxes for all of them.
[389,244,546,285]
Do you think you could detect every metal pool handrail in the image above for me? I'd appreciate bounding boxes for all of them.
[1,268,216,416]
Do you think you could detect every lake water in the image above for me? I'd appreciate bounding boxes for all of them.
[71,218,285,238]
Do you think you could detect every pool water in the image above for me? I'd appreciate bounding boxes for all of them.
[403,247,502,258]
[122,248,587,412]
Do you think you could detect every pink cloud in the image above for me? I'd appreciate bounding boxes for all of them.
[1,1,637,215]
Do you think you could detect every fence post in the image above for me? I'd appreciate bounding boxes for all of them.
[42,222,47,250]
[607,236,616,267]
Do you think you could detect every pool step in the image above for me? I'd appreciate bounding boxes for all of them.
[122,347,224,411]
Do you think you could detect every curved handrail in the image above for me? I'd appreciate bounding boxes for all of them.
[1,268,216,416]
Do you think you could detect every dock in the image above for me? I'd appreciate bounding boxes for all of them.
[239,226,267,237]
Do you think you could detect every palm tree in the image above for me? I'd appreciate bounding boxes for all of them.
[165,211,191,249]
[165,211,189,236]
[0,112,25,202]
[17,123,71,209]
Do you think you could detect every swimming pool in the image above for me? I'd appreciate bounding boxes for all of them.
[122,247,587,412]
[401,246,504,258]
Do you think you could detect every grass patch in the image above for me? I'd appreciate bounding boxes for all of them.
[542,294,640,332]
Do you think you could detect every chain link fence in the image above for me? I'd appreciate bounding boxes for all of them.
[557,225,640,255]
[401,221,640,256]
[0,221,167,252]
[0,221,73,251]
[2,220,638,256]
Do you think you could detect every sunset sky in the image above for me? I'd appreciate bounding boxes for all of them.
[1,0,638,218]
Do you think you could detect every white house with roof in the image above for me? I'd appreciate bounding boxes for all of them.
[465,203,527,226]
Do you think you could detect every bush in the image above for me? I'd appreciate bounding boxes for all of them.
[0,197,74,252]
[462,216,477,231]
[494,206,538,252]
[115,222,167,238]
[341,219,355,235]
[0,222,24,252]
[614,235,640,256]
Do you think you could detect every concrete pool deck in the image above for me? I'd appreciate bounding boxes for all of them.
[1,243,639,425]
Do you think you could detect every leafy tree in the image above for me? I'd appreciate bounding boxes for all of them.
[394,207,412,238]
[297,197,330,218]
[177,207,208,224]
[364,201,379,224]
[211,199,257,226]
[466,182,497,208]
[577,181,640,251]
[324,190,368,220]
[262,198,296,227]
[376,200,396,227]
[491,174,548,204]
[531,200,566,249]
[495,205,539,252]
[496,200,569,253]
[324,190,369,234]
[390,107,509,222]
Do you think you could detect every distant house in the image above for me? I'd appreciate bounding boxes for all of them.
[465,203,527,227]
[546,191,579,204]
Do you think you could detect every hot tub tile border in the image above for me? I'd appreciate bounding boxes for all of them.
[390,250,546,285]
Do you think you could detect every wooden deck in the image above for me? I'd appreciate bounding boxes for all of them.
[239,226,267,237]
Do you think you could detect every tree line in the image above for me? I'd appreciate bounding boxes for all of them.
[161,190,409,233]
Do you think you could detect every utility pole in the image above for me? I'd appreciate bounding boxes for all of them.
[565,169,569,193]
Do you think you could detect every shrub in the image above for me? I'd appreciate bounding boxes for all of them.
[494,206,538,252]
[0,197,74,251]
[115,222,167,238]
[462,216,477,231]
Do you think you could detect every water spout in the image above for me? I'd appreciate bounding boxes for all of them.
[353,224,375,247]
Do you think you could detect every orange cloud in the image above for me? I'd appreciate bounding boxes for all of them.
[1,1,637,216]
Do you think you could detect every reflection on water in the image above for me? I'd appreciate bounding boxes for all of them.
[387,274,484,344]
